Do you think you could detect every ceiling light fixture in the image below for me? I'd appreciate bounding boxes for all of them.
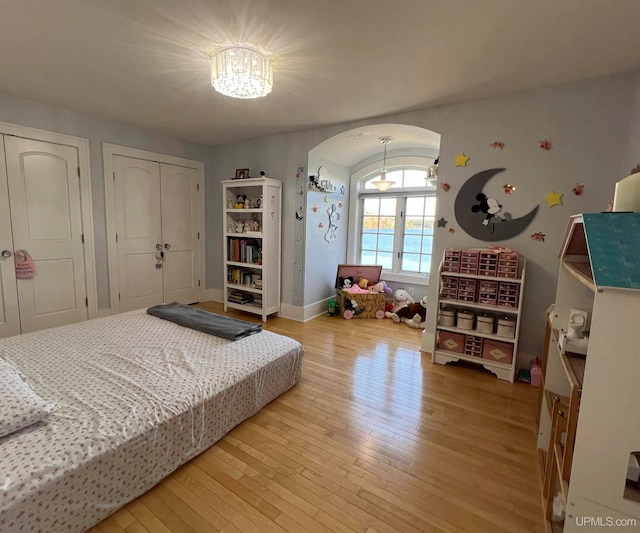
[211,45,273,99]
[372,136,395,192]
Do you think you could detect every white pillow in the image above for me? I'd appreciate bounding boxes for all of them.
[0,358,53,438]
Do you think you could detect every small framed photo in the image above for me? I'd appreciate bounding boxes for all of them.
[234,168,250,180]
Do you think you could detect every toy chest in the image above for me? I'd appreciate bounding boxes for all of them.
[335,264,386,319]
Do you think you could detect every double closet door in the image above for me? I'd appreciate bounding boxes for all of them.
[0,135,91,338]
[110,154,203,312]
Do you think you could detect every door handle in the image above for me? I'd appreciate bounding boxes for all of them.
[1,250,11,258]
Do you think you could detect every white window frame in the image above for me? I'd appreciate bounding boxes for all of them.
[347,155,437,286]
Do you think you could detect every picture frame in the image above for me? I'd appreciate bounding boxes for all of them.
[234,168,250,180]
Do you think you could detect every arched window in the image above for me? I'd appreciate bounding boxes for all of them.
[350,157,437,284]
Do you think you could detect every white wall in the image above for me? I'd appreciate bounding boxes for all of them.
[210,71,636,363]
[0,92,215,310]
[304,155,350,308]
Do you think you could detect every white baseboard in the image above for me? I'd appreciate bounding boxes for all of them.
[203,288,223,303]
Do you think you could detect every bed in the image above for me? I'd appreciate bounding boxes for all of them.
[0,308,303,532]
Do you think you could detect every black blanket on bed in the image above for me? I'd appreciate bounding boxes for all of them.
[147,302,263,341]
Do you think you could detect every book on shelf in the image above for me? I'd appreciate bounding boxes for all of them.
[227,290,254,304]
[227,238,260,264]
[227,267,258,287]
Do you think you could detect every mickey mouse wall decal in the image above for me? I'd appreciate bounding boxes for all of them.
[471,193,507,228]
[454,168,539,242]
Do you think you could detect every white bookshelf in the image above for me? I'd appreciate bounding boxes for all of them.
[222,178,281,321]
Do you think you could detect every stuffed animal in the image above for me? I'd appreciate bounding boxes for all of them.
[234,194,246,208]
[357,278,369,289]
[338,276,354,290]
[389,296,428,329]
[346,284,369,294]
[385,288,415,318]
[343,297,365,316]
[369,280,392,295]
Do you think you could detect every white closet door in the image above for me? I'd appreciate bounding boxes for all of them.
[160,164,200,304]
[4,136,88,333]
[0,142,20,337]
[113,155,163,311]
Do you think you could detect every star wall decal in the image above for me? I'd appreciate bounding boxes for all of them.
[544,191,563,207]
[437,217,448,228]
[454,152,470,167]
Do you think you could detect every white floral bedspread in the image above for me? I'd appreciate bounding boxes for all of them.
[0,309,303,532]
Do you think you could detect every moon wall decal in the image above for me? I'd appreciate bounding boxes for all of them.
[454,168,539,242]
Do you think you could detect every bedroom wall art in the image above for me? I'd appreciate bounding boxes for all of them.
[454,168,539,241]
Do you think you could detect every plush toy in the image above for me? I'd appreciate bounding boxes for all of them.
[346,284,369,294]
[385,289,415,318]
[338,276,354,290]
[357,278,369,289]
[343,297,365,316]
[234,194,246,209]
[369,280,392,295]
[389,296,428,329]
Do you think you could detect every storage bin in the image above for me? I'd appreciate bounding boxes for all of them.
[456,310,475,330]
[498,282,520,308]
[457,279,477,302]
[496,316,516,338]
[437,331,466,353]
[464,335,483,357]
[478,251,499,276]
[459,250,479,275]
[482,339,514,364]
[478,280,499,305]
[476,313,494,334]
[438,307,456,327]
[442,249,461,273]
[440,276,459,300]
[497,252,520,278]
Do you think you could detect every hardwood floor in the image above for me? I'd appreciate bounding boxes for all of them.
[89,301,544,533]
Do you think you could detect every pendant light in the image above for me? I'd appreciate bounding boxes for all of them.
[372,136,395,191]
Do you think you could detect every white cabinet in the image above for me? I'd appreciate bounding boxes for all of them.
[431,248,526,382]
[537,213,640,532]
[222,178,281,321]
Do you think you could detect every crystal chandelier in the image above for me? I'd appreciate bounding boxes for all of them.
[211,45,273,99]
[372,136,395,191]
